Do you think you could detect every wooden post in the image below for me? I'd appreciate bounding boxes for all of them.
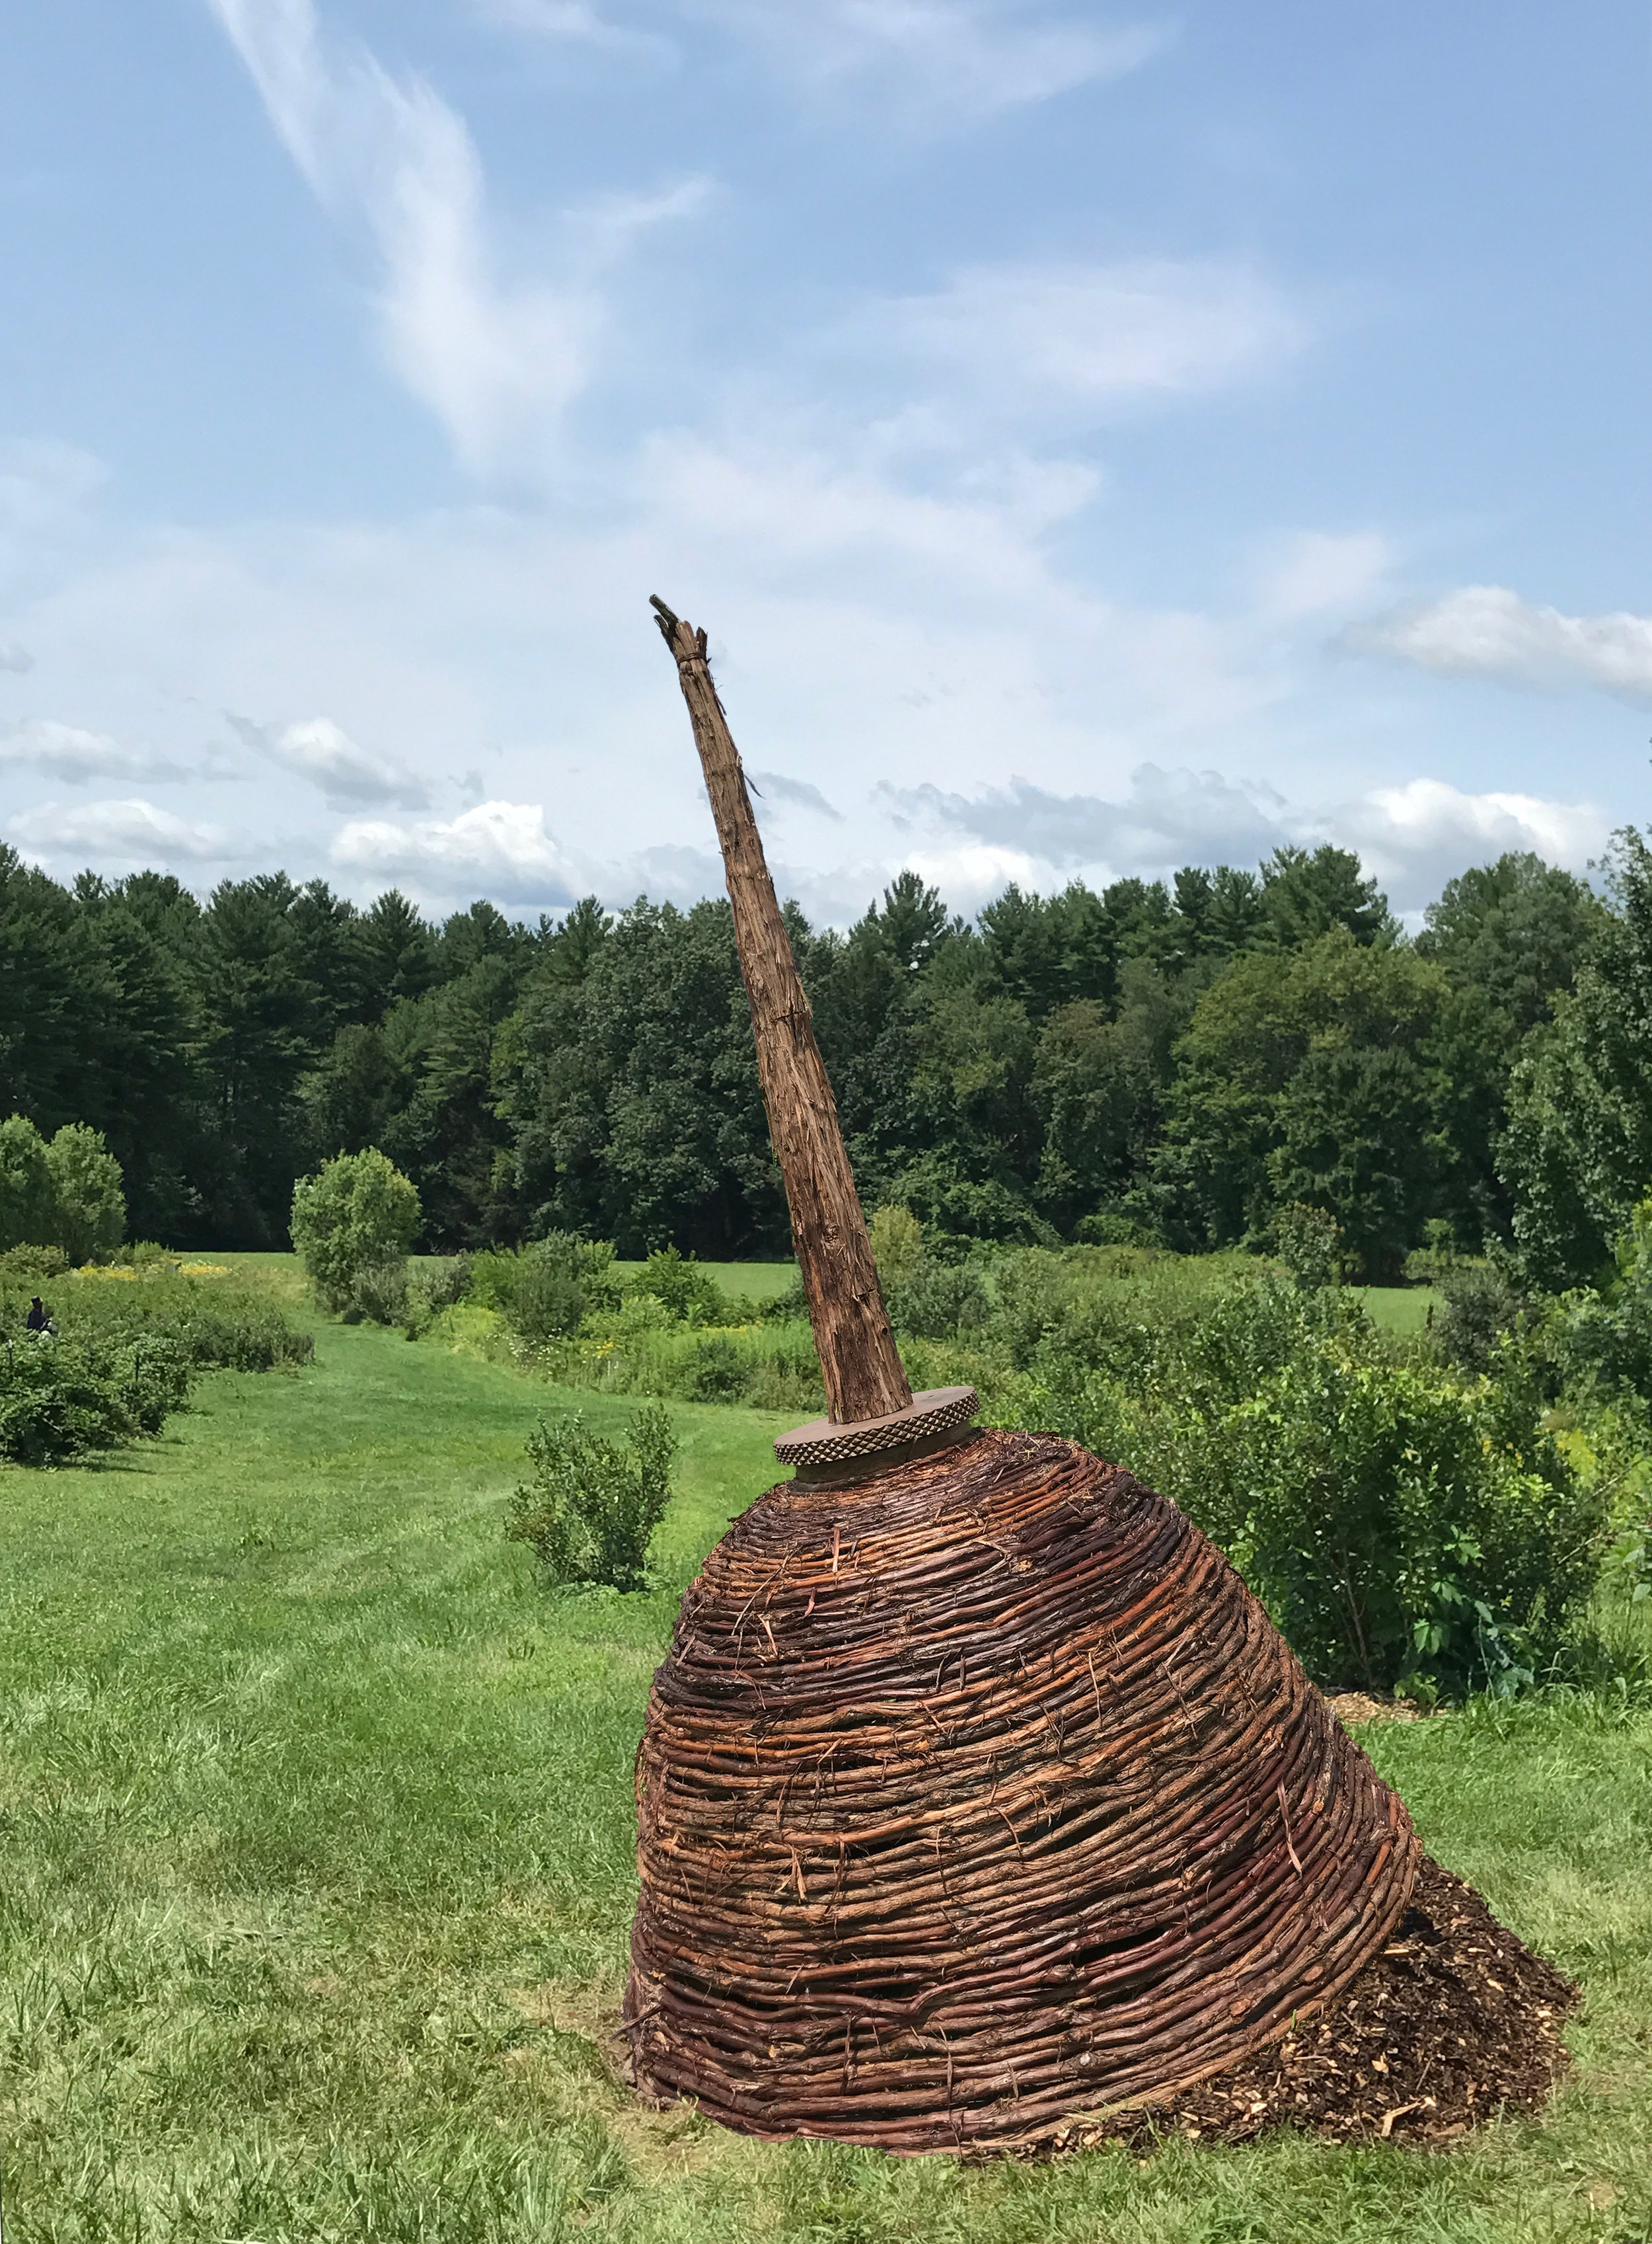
[652,598,912,1426]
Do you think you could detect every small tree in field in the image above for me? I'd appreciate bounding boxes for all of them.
[291,1148,420,1313]
[0,1116,55,1251]
[45,1124,126,1263]
[506,1403,677,1590]
[0,1115,126,1262]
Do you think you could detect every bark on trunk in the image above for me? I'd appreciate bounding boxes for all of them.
[652,598,911,1426]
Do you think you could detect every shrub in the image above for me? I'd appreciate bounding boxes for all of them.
[1189,1345,1603,1699]
[689,1334,746,1401]
[1075,1206,1162,1248]
[346,1260,409,1327]
[628,1248,730,1327]
[505,1402,677,1590]
[885,1257,993,1339]
[44,1124,126,1263]
[409,1255,474,1319]
[469,1236,617,1345]
[291,1149,420,1313]
[868,1205,924,1292]
[0,1243,68,1280]
[1273,1202,1345,1290]
[0,1116,125,1262]
[995,1276,1606,1699]
[0,1330,192,1465]
[1432,1260,1530,1379]
[508,1249,587,1346]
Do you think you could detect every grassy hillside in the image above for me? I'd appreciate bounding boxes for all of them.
[3,1315,1648,2241]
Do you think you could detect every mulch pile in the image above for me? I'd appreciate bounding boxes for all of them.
[1035,1855,1577,2154]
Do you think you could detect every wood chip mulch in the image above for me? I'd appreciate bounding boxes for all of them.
[1035,1855,1577,2155]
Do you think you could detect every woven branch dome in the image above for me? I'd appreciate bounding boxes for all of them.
[625,1429,1421,2151]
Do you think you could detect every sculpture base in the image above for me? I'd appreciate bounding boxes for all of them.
[772,1385,979,1477]
[625,1430,1418,2151]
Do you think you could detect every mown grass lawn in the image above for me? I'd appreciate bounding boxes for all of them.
[3,1318,1649,2243]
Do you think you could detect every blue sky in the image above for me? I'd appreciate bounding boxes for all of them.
[1,0,1649,923]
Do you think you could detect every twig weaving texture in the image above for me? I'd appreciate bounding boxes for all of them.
[626,1430,1420,2151]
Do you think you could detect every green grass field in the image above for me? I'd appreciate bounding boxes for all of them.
[612,1260,798,1303]
[4,1317,1649,2243]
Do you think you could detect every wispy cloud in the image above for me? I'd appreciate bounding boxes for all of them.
[841,258,1308,449]
[472,0,1166,121]
[226,711,430,808]
[1354,584,1652,702]
[751,769,845,820]
[469,0,677,60]
[10,797,242,863]
[1252,529,1393,622]
[0,640,32,674]
[0,718,192,784]
[688,1,1168,123]
[330,798,579,904]
[206,0,611,477]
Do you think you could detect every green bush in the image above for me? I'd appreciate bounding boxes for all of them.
[1431,1259,1530,1379]
[0,1329,191,1465]
[0,1115,125,1262]
[868,1204,924,1291]
[626,1248,730,1327]
[346,1260,409,1327]
[994,1273,1606,1699]
[1189,1345,1601,1698]
[291,1149,420,1313]
[504,1402,677,1590]
[0,1243,68,1280]
[410,1255,474,1317]
[688,1333,747,1401]
[44,1123,127,1262]
[470,1235,615,1346]
[885,1257,993,1339]
[509,1250,587,1345]
[1272,1201,1345,1289]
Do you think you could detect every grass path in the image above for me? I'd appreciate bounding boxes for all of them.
[2,1322,1649,2242]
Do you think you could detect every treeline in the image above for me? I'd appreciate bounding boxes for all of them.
[3,832,1645,1281]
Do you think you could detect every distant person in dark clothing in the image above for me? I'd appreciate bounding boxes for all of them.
[25,1296,49,1332]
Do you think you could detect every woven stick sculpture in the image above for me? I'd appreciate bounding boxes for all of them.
[624,601,1421,2151]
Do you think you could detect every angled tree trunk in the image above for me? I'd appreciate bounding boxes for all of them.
[651,598,911,1426]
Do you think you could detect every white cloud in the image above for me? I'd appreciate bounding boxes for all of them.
[1342,778,1606,886]
[206,0,602,477]
[227,712,430,807]
[0,718,190,783]
[9,797,241,863]
[0,639,32,673]
[889,766,1606,914]
[330,798,580,904]
[1254,529,1393,622]
[690,1,1167,122]
[864,258,1307,428]
[882,765,1289,871]
[1356,584,1652,701]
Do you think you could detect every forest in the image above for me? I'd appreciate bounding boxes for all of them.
[3,829,1650,1286]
